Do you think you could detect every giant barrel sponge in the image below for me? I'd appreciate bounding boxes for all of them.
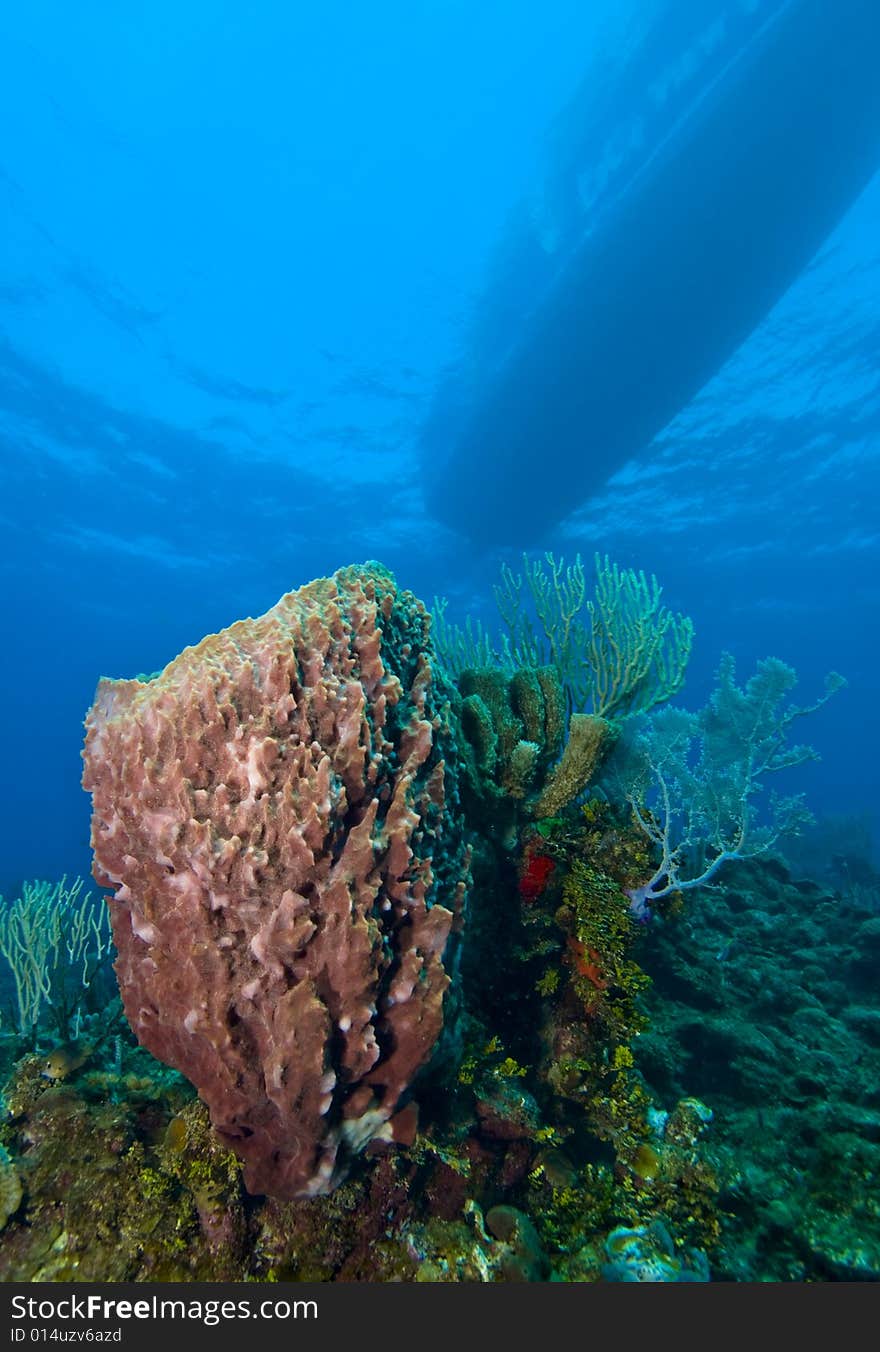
[82,564,470,1199]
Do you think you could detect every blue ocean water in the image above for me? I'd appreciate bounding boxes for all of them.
[2,2,877,893]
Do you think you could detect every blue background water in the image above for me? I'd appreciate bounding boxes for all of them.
[1,0,877,891]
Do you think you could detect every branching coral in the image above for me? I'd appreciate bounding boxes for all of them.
[581,557,693,719]
[609,654,847,916]
[435,553,693,720]
[433,555,692,832]
[0,877,112,1039]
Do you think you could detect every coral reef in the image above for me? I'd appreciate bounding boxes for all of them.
[0,1145,21,1232]
[4,843,873,1281]
[455,663,615,843]
[0,1024,713,1282]
[81,563,471,1200]
[0,554,862,1284]
[638,857,880,1279]
[435,554,693,719]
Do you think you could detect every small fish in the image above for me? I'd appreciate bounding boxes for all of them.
[41,1042,93,1081]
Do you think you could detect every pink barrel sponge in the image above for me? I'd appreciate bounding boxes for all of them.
[82,563,470,1199]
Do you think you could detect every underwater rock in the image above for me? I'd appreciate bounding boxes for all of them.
[638,857,880,1280]
[406,1200,549,1282]
[0,1147,22,1232]
[474,1077,542,1142]
[82,563,471,1200]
